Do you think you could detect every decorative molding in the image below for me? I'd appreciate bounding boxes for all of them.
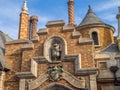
[28,73,48,90]
[6,39,32,45]
[75,68,97,75]
[76,23,115,32]
[72,31,81,38]
[62,71,85,89]
[28,71,85,90]
[16,72,36,79]
[78,38,93,44]
[31,35,39,42]
[21,44,34,50]
[46,20,65,27]
[63,24,74,32]
[37,28,48,35]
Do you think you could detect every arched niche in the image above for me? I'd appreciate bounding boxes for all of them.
[41,83,73,90]
[44,36,67,62]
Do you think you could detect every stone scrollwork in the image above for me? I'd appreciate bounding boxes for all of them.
[28,69,85,90]
[47,65,63,81]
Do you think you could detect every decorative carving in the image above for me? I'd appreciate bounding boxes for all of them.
[28,70,85,90]
[44,36,66,62]
[47,65,63,81]
[51,40,62,61]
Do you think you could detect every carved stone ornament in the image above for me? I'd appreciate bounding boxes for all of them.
[47,65,63,81]
[51,40,62,61]
[44,36,67,62]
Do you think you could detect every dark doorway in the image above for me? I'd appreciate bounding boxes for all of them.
[43,84,72,90]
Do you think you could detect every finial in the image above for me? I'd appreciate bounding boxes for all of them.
[88,5,93,13]
[69,0,74,1]
[22,0,28,14]
[118,6,120,13]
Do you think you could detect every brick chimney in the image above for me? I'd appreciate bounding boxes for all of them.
[68,0,75,25]
[116,7,120,50]
[18,0,29,39]
[30,16,38,39]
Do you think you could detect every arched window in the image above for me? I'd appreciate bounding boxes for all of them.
[92,32,99,45]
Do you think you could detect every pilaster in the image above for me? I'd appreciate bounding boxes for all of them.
[90,74,97,90]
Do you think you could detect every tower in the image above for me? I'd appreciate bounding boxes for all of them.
[18,0,29,39]
[68,0,75,25]
[116,7,120,50]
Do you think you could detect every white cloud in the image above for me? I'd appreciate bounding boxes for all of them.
[101,14,116,22]
[95,0,120,11]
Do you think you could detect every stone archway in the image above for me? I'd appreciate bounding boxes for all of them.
[41,83,73,90]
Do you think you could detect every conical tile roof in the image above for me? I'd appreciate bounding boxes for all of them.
[79,5,105,26]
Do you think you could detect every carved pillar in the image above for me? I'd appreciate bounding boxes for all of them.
[89,75,97,90]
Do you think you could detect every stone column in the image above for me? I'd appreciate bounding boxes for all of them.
[19,79,26,90]
[0,72,5,90]
[116,7,120,38]
[89,75,97,90]
[68,0,75,25]
[30,16,38,39]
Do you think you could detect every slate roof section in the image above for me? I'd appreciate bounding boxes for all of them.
[95,44,119,54]
[0,31,13,71]
[79,6,105,26]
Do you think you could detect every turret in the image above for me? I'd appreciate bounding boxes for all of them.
[18,0,29,39]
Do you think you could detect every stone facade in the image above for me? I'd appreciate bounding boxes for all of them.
[0,0,120,90]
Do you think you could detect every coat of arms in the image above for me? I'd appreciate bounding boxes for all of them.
[47,65,63,81]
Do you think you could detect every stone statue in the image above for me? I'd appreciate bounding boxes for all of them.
[51,42,62,61]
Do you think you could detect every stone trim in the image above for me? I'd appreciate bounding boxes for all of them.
[89,28,100,46]
[31,35,39,42]
[76,23,115,32]
[28,73,48,90]
[19,79,26,90]
[32,56,49,63]
[72,31,81,38]
[16,72,36,79]
[63,24,74,32]
[37,28,48,35]
[97,78,120,82]
[6,39,32,45]
[75,68,97,75]
[46,20,65,27]
[63,71,85,89]
[78,38,93,44]
[94,54,110,60]
[28,71,85,90]
[21,44,34,50]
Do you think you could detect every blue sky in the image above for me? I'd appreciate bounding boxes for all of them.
[0,0,120,39]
